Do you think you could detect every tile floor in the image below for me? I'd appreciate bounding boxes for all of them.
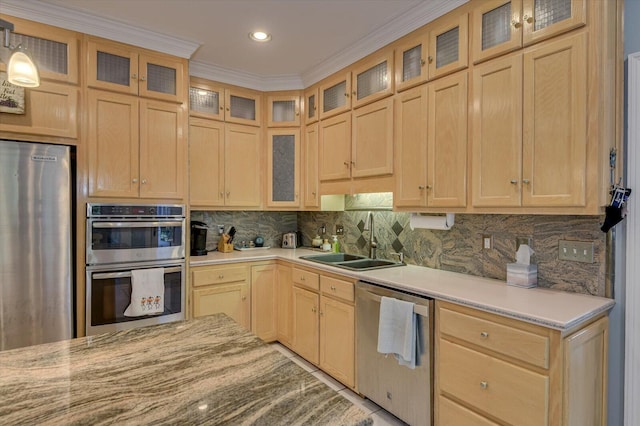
[270,343,408,426]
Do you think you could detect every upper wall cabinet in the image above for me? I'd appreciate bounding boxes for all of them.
[304,87,319,125]
[267,94,300,127]
[189,80,261,127]
[471,0,586,63]
[267,129,300,208]
[428,13,468,80]
[87,38,186,103]
[0,15,80,84]
[394,33,430,92]
[351,51,394,109]
[319,72,351,120]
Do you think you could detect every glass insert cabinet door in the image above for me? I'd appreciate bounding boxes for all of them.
[428,13,469,80]
[395,33,430,92]
[267,129,300,207]
[268,95,300,127]
[351,51,394,108]
[304,88,319,125]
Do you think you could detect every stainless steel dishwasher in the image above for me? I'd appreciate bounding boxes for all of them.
[356,281,433,426]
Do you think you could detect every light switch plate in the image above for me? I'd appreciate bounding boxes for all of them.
[336,224,344,235]
[558,240,595,263]
[482,234,492,250]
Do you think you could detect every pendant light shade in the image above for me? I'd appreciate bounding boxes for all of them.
[7,49,40,87]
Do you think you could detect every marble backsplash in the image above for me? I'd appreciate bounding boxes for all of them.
[191,210,607,297]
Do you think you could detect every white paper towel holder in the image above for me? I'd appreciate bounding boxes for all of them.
[409,213,455,230]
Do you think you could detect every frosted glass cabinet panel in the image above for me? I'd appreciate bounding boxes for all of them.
[304,87,320,125]
[522,0,586,45]
[268,95,300,127]
[351,51,394,109]
[224,88,262,126]
[428,13,468,80]
[395,33,430,92]
[319,72,351,120]
[267,129,300,208]
[189,86,222,119]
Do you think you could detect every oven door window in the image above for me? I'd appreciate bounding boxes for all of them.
[90,269,182,326]
[91,222,183,251]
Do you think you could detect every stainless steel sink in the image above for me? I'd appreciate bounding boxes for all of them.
[300,253,404,271]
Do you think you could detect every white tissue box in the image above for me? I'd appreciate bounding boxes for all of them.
[507,263,538,288]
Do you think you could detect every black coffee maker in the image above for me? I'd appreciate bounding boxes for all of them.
[191,221,208,256]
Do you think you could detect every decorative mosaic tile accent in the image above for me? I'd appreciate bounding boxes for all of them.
[392,221,404,236]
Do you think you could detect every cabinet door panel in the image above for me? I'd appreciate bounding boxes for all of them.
[139,54,185,103]
[304,87,319,125]
[276,265,293,346]
[523,33,586,206]
[139,100,185,199]
[472,54,523,207]
[522,0,586,46]
[429,13,469,80]
[251,264,277,342]
[320,72,351,120]
[472,0,523,63]
[319,112,351,181]
[427,72,468,207]
[394,85,428,207]
[352,51,394,109]
[189,80,225,121]
[88,90,139,198]
[225,89,261,126]
[293,286,319,365]
[352,97,394,178]
[192,283,250,330]
[268,95,300,127]
[320,296,355,388]
[224,124,261,207]
[267,129,300,208]
[395,33,430,92]
[87,40,138,96]
[303,123,320,208]
[189,118,224,206]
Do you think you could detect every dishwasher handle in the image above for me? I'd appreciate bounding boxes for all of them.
[359,289,430,318]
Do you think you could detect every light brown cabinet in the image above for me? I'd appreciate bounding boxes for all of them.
[304,87,320,125]
[428,12,468,80]
[189,78,261,127]
[319,72,352,120]
[471,0,586,64]
[191,264,251,330]
[435,301,608,426]
[395,32,430,92]
[351,50,394,109]
[267,94,300,127]
[88,89,186,199]
[87,38,185,104]
[394,72,467,209]
[318,112,352,181]
[472,33,587,209]
[189,118,261,208]
[303,123,320,208]
[251,263,277,342]
[266,128,300,208]
[276,263,294,347]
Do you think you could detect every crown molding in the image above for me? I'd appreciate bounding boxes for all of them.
[300,0,468,87]
[2,0,467,90]
[190,61,304,92]
[0,0,200,59]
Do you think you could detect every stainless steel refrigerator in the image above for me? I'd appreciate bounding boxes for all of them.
[0,140,73,351]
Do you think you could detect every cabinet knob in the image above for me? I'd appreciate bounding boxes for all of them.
[344,161,350,167]
[524,15,534,24]
[131,74,137,80]
[420,59,426,66]
[141,179,147,184]
[226,107,230,111]
[140,76,147,82]
[300,276,305,281]
[226,191,231,196]
[331,286,336,291]
[132,178,138,183]
[242,296,246,301]
[312,191,316,196]
[522,179,530,184]
[319,311,324,316]
[344,93,350,98]
[418,185,425,190]
[351,161,356,166]
[311,307,316,313]
[352,91,356,96]
[220,106,224,111]
[218,274,224,279]
[428,55,433,64]
[512,19,522,29]
[480,381,489,389]
[480,331,489,338]
[510,179,518,184]
[220,192,224,197]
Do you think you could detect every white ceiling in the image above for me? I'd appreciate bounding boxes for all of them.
[2,0,467,90]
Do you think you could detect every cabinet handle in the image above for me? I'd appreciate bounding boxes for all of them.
[480,381,489,389]
[351,161,356,166]
[141,179,147,184]
[524,15,534,24]
[311,307,316,313]
[428,55,433,64]
[242,296,246,301]
[226,191,231,197]
[220,106,224,111]
[331,286,336,291]
[140,76,147,82]
[226,107,230,111]
[300,276,305,281]
[319,311,324,316]
[512,19,522,29]
[480,331,489,338]
[312,191,316,196]
[131,74,137,80]
[420,59,426,66]
[418,185,425,190]
[220,192,224,197]
[218,274,224,279]
[522,179,530,184]
[344,161,350,167]
[132,178,138,183]
[352,91,357,96]
[510,179,518,184]
[344,93,350,98]
[426,185,432,189]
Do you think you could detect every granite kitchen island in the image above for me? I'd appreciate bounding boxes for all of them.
[0,314,371,425]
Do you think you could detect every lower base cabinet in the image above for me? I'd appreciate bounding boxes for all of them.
[276,263,293,346]
[251,263,277,342]
[435,301,609,426]
[191,263,250,330]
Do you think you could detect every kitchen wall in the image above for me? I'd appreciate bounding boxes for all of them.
[192,207,606,297]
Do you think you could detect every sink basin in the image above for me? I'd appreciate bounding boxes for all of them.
[336,258,403,271]
[300,253,367,263]
[301,253,405,271]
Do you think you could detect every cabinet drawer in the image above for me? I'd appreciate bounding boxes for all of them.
[438,395,499,426]
[292,267,319,291]
[192,265,248,287]
[439,307,549,368]
[320,276,354,302]
[439,340,548,426]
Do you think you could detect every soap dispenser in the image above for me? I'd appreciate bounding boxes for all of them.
[331,235,340,253]
[322,239,331,251]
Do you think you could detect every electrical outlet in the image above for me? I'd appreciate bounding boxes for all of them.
[217,225,225,235]
[336,224,344,235]
[558,240,595,263]
[482,234,493,250]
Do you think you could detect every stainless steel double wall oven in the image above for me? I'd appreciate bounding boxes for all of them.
[85,204,186,335]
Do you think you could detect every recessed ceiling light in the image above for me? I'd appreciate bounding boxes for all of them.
[249,31,271,42]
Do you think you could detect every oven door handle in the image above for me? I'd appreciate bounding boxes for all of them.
[359,290,430,318]
[92,221,184,228]
[92,266,182,279]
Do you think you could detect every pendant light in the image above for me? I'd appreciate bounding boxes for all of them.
[0,18,40,88]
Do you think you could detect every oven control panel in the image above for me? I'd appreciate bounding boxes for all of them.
[88,204,184,218]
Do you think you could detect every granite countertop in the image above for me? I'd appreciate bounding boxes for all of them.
[0,314,371,426]
[191,248,615,333]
